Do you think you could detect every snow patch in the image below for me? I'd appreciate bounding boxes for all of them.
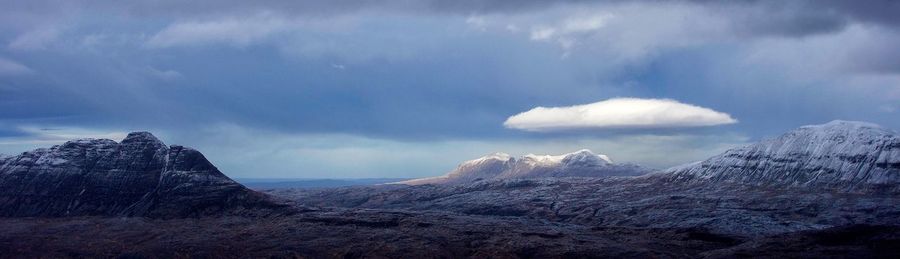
[400,149,652,185]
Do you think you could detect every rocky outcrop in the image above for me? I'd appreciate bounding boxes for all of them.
[398,149,653,185]
[0,132,285,218]
[665,120,900,192]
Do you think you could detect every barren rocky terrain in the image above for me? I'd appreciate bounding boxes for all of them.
[2,208,899,258]
[266,176,900,238]
[2,205,899,258]
[1,121,898,258]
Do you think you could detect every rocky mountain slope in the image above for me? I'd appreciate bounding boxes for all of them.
[0,132,285,217]
[665,120,900,192]
[1,122,899,257]
[272,121,900,237]
[399,149,653,185]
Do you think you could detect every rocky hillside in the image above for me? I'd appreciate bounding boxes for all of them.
[399,149,653,185]
[665,120,900,192]
[273,121,900,237]
[0,132,285,218]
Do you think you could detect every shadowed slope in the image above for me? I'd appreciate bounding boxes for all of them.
[0,132,287,217]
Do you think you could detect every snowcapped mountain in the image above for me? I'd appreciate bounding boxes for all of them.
[665,120,900,192]
[281,120,900,239]
[399,149,653,185]
[0,132,284,217]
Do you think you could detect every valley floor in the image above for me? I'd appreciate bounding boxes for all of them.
[1,208,899,258]
[3,177,899,258]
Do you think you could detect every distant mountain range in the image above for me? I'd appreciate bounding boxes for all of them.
[398,120,900,192]
[398,149,653,185]
[2,120,896,219]
[1,121,899,257]
[281,120,900,237]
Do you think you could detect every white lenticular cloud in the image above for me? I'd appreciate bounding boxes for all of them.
[504,98,737,132]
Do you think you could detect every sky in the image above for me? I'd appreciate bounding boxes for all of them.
[1,0,899,178]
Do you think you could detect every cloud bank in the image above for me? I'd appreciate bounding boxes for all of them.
[504,98,737,132]
[145,15,292,48]
[0,57,33,76]
[1,0,899,177]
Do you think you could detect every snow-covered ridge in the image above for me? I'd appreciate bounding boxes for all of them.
[465,152,513,165]
[521,149,613,166]
[665,120,900,191]
[799,120,890,132]
[398,149,653,185]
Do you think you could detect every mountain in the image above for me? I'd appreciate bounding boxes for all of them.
[0,132,285,218]
[665,120,900,192]
[2,123,900,257]
[279,121,900,237]
[398,149,653,185]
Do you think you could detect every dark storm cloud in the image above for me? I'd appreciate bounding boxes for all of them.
[1,0,898,141]
[846,33,900,74]
[724,2,850,37]
[2,0,899,36]
[816,0,900,28]
[1,27,584,141]
[2,0,899,177]
[437,0,900,35]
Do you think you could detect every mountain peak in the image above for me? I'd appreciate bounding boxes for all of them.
[121,131,165,145]
[522,149,612,165]
[820,120,881,127]
[803,120,887,131]
[778,120,896,145]
[567,149,595,156]
[461,152,514,166]
[483,152,513,161]
[400,150,652,185]
[561,149,613,164]
[795,120,893,136]
[0,131,284,217]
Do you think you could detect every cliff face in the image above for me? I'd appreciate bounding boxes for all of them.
[0,132,284,218]
[665,121,900,192]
